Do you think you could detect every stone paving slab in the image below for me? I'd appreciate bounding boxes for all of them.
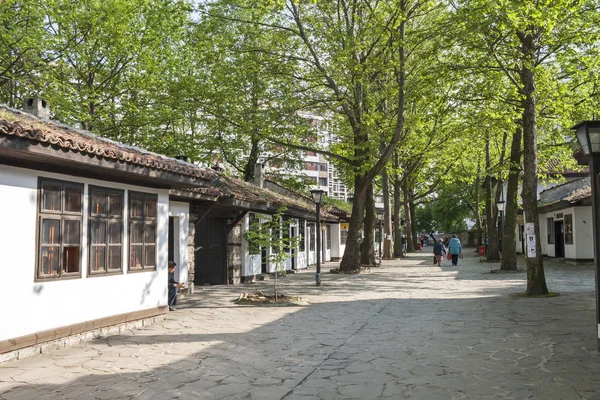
[1,251,600,399]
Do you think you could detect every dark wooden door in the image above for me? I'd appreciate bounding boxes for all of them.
[195,217,227,285]
[555,221,565,258]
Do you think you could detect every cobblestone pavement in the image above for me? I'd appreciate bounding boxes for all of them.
[2,250,600,399]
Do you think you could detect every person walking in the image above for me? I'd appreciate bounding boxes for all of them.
[433,238,446,267]
[448,234,462,266]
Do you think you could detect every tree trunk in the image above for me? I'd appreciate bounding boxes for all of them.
[501,124,522,271]
[409,200,417,250]
[393,153,403,257]
[361,183,376,266]
[340,173,368,272]
[520,31,548,295]
[243,136,260,182]
[381,167,394,259]
[485,133,500,260]
[401,179,414,252]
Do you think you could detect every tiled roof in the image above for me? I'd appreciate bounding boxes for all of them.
[212,174,340,219]
[563,186,591,203]
[541,157,588,176]
[0,105,217,180]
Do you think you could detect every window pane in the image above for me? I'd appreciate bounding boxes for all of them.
[90,190,107,215]
[130,245,143,269]
[130,195,143,218]
[64,186,82,213]
[144,245,156,268]
[91,221,106,245]
[145,197,157,218]
[40,247,59,275]
[64,220,81,244]
[144,224,156,244]
[130,223,143,244]
[42,219,60,244]
[109,193,122,216]
[108,246,122,270]
[42,183,61,211]
[90,246,106,272]
[63,246,80,273]
[108,222,122,244]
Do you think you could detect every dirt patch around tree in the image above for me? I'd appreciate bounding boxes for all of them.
[234,291,309,306]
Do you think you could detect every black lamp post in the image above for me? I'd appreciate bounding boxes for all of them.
[496,199,505,251]
[311,189,325,286]
[376,210,383,265]
[574,120,600,350]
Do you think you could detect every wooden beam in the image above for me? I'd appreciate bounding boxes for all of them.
[0,306,167,354]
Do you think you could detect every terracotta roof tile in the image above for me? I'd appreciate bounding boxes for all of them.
[0,106,216,180]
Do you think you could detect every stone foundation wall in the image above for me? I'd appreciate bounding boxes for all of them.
[228,223,242,285]
[0,315,165,364]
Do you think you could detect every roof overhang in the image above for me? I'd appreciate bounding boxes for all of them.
[0,136,209,189]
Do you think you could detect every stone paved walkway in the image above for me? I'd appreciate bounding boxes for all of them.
[1,250,600,399]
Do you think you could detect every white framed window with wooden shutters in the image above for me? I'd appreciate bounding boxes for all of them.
[89,186,124,275]
[36,178,83,280]
[128,192,157,271]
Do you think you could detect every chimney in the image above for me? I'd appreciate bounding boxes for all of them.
[254,162,264,188]
[24,98,50,119]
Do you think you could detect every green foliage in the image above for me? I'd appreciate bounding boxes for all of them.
[244,207,299,274]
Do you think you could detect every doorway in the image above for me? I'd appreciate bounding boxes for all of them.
[555,221,565,258]
[289,226,296,270]
[194,216,227,285]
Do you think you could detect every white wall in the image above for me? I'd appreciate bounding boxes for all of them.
[330,223,341,259]
[241,213,262,279]
[539,212,552,257]
[169,202,189,286]
[541,207,593,260]
[575,207,593,259]
[0,165,170,342]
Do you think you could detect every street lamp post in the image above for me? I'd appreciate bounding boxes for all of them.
[496,199,505,252]
[310,189,325,286]
[574,120,600,350]
[376,210,383,265]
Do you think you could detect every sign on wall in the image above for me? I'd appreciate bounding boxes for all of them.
[527,234,536,258]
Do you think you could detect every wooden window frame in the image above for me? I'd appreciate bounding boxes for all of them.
[565,214,574,245]
[299,219,306,251]
[36,178,83,281]
[128,192,157,271]
[309,223,316,251]
[88,186,124,276]
[340,227,348,245]
[248,213,261,255]
[547,217,555,244]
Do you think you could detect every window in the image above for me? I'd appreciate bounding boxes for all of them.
[129,192,157,270]
[547,218,554,244]
[340,224,349,245]
[248,214,261,255]
[305,162,318,171]
[37,179,83,279]
[89,187,124,274]
[309,223,316,251]
[306,151,316,156]
[319,178,327,186]
[326,227,331,250]
[299,220,305,251]
[565,214,573,245]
